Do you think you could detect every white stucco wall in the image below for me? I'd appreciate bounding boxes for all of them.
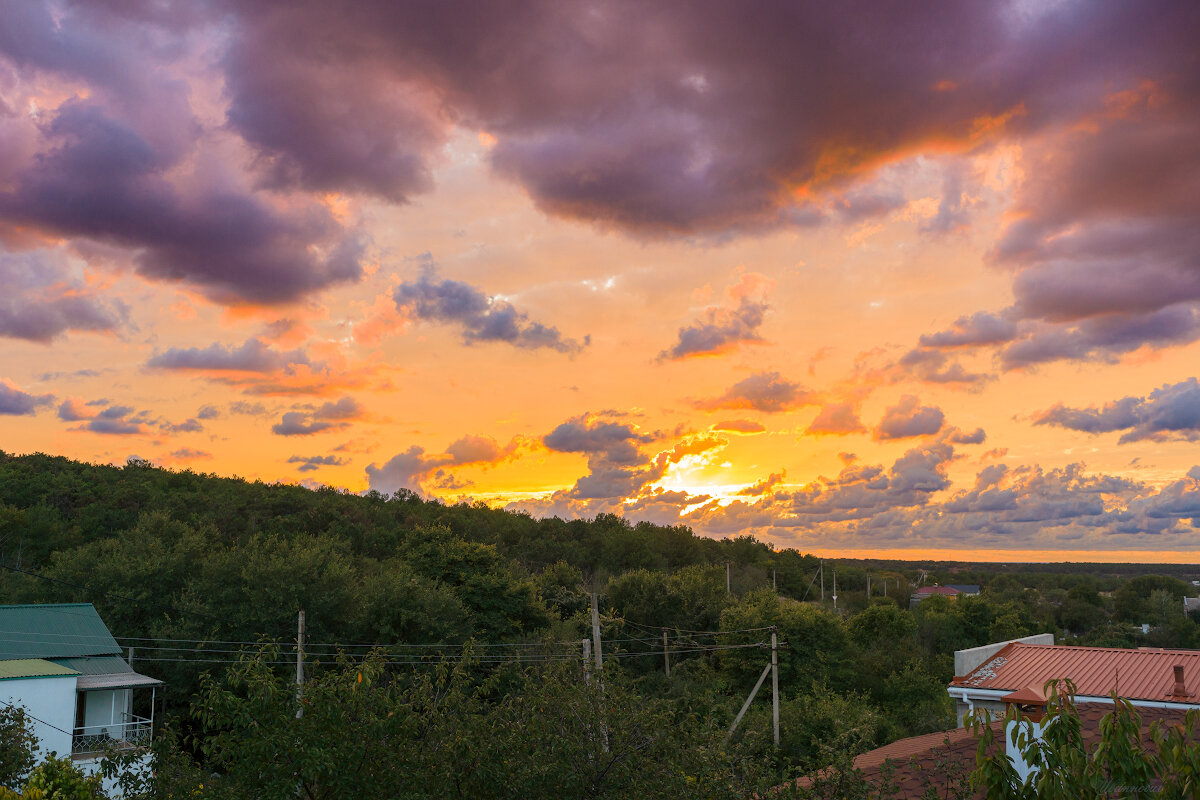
[0,674,78,758]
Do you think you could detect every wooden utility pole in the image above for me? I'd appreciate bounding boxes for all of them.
[590,592,604,671]
[820,560,825,602]
[295,609,305,719]
[772,569,777,592]
[832,570,838,611]
[662,628,671,677]
[770,629,779,747]
[728,661,773,739]
[726,562,732,594]
[582,638,592,682]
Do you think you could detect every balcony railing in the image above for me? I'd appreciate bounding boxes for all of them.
[72,714,153,757]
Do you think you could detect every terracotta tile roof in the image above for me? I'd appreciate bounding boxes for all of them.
[950,643,1200,703]
[794,704,1190,799]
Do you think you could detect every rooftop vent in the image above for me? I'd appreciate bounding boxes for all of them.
[1172,665,1187,698]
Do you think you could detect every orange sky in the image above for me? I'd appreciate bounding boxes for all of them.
[1,1,1198,561]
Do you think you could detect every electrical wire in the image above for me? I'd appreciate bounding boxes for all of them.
[0,699,75,737]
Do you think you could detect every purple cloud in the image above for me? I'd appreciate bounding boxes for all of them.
[876,395,945,440]
[660,297,768,360]
[712,419,766,434]
[1033,378,1200,444]
[543,415,652,466]
[288,454,350,472]
[999,305,1200,369]
[919,312,1018,349]
[365,446,446,495]
[0,95,363,304]
[0,248,128,343]
[82,404,151,435]
[0,380,54,416]
[696,371,815,413]
[394,271,585,353]
[271,397,364,436]
[805,403,866,436]
[147,338,314,373]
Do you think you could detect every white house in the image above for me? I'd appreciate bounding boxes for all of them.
[0,603,161,796]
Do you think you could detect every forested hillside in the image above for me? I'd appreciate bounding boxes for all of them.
[2,450,1198,798]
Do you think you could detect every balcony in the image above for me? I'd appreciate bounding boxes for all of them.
[72,713,153,758]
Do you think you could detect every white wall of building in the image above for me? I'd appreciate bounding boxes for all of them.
[0,674,78,758]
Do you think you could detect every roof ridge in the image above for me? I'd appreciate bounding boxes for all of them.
[1012,643,1200,655]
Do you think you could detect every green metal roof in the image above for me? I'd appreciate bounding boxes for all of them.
[0,604,121,660]
[49,655,134,675]
[0,658,80,680]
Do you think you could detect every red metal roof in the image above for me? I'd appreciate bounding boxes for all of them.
[950,642,1200,703]
[914,586,960,596]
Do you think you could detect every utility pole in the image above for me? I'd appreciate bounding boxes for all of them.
[662,628,671,677]
[771,628,779,747]
[772,569,777,592]
[582,638,592,682]
[295,609,305,719]
[590,592,604,671]
[832,570,838,611]
[726,562,732,594]
[820,560,825,602]
[867,574,871,599]
[127,646,134,668]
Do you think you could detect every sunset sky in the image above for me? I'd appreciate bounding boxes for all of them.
[2,0,1199,560]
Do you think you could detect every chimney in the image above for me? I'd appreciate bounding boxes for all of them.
[1172,665,1187,697]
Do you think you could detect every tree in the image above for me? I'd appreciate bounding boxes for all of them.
[0,755,107,800]
[970,679,1200,799]
[0,705,38,789]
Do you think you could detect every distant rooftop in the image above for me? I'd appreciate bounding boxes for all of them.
[950,642,1200,703]
[0,604,122,661]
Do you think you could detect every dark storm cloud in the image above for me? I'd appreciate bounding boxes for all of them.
[5,102,365,303]
[0,2,364,306]
[37,0,1159,237]
[3,0,1196,321]
[224,36,446,203]
[1033,378,1200,444]
[393,273,586,353]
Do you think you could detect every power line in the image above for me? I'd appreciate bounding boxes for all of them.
[1,699,74,737]
[620,618,777,635]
